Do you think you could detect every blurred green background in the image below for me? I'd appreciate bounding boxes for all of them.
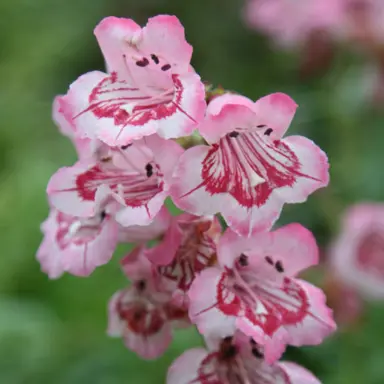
[1,0,384,383]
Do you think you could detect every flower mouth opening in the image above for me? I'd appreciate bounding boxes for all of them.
[117,296,165,336]
[55,212,103,249]
[158,220,218,292]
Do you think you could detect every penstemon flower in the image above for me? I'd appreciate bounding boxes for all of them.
[37,188,119,278]
[171,93,329,237]
[167,332,321,384]
[47,134,183,225]
[63,15,206,146]
[188,224,336,363]
[108,247,189,359]
[145,213,221,306]
[37,13,337,383]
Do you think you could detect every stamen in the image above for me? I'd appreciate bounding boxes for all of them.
[275,260,284,273]
[265,256,274,265]
[219,336,237,361]
[229,131,240,138]
[121,144,132,150]
[239,253,248,266]
[257,124,266,128]
[264,128,273,136]
[100,210,106,221]
[145,163,154,178]
[136,280,146,291]
[136,58,149,67]
[161,64,171,71]
[251,348,264,359]
[150,54,160,64]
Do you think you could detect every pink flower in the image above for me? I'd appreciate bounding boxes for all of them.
[188,224,336,363]
[36,206,119,278]
[145,213,222,306]
[107,247,189,359]
[171,93,329,237]
[47,134,183,225]
[118,205,172,243]
[167,332,321,384]
[64,15,206,146]
[330,203,384,300]
[244,0,342,48]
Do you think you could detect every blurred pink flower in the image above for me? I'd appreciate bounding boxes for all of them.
[330,203,384,300]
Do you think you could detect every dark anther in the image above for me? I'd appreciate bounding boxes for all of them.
[121,143,132,150]
[250,338,256,345]
[265,256,274,265]
[229,131,239,138]
[275,260,284,273]
[136,280,146,291]
[136,57,149,67]
[133,310,145,321]
[100,210,107,221]
[151,54,160,64]
[264,128,273,136]
[145,163,154,178]
[252,348,264,359]
[161,64,171,71]
[257,124,266,128]
[239,253,248,266]
[220,336,237,360]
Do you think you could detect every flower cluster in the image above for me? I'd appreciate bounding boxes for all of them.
[37,14,336,383]
[244,0,384,98]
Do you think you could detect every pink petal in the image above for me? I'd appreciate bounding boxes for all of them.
[278,279,337,347]
[118,205,171,243]
[188,267,237,338]
[171,145,235,216]
[53,96,94,160]
[220,192,284,237]
[252,93,298,139]
[199,95,257,143]
[123,322,173,360]
[94,16,141,74]
[280,362,322,384]
[139,15,193,74]
[263,223,319,276]
[36,233,64,280]
[107,291,126,337]
[115,190,168,227]
[47,162,99,217]
[120,246,154,281]
[155,72,206,140]
[167,348,209,384]
[276,135,329,203]
[145,218,182,265]
[60,216,119,277]
[66,71,109,140]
